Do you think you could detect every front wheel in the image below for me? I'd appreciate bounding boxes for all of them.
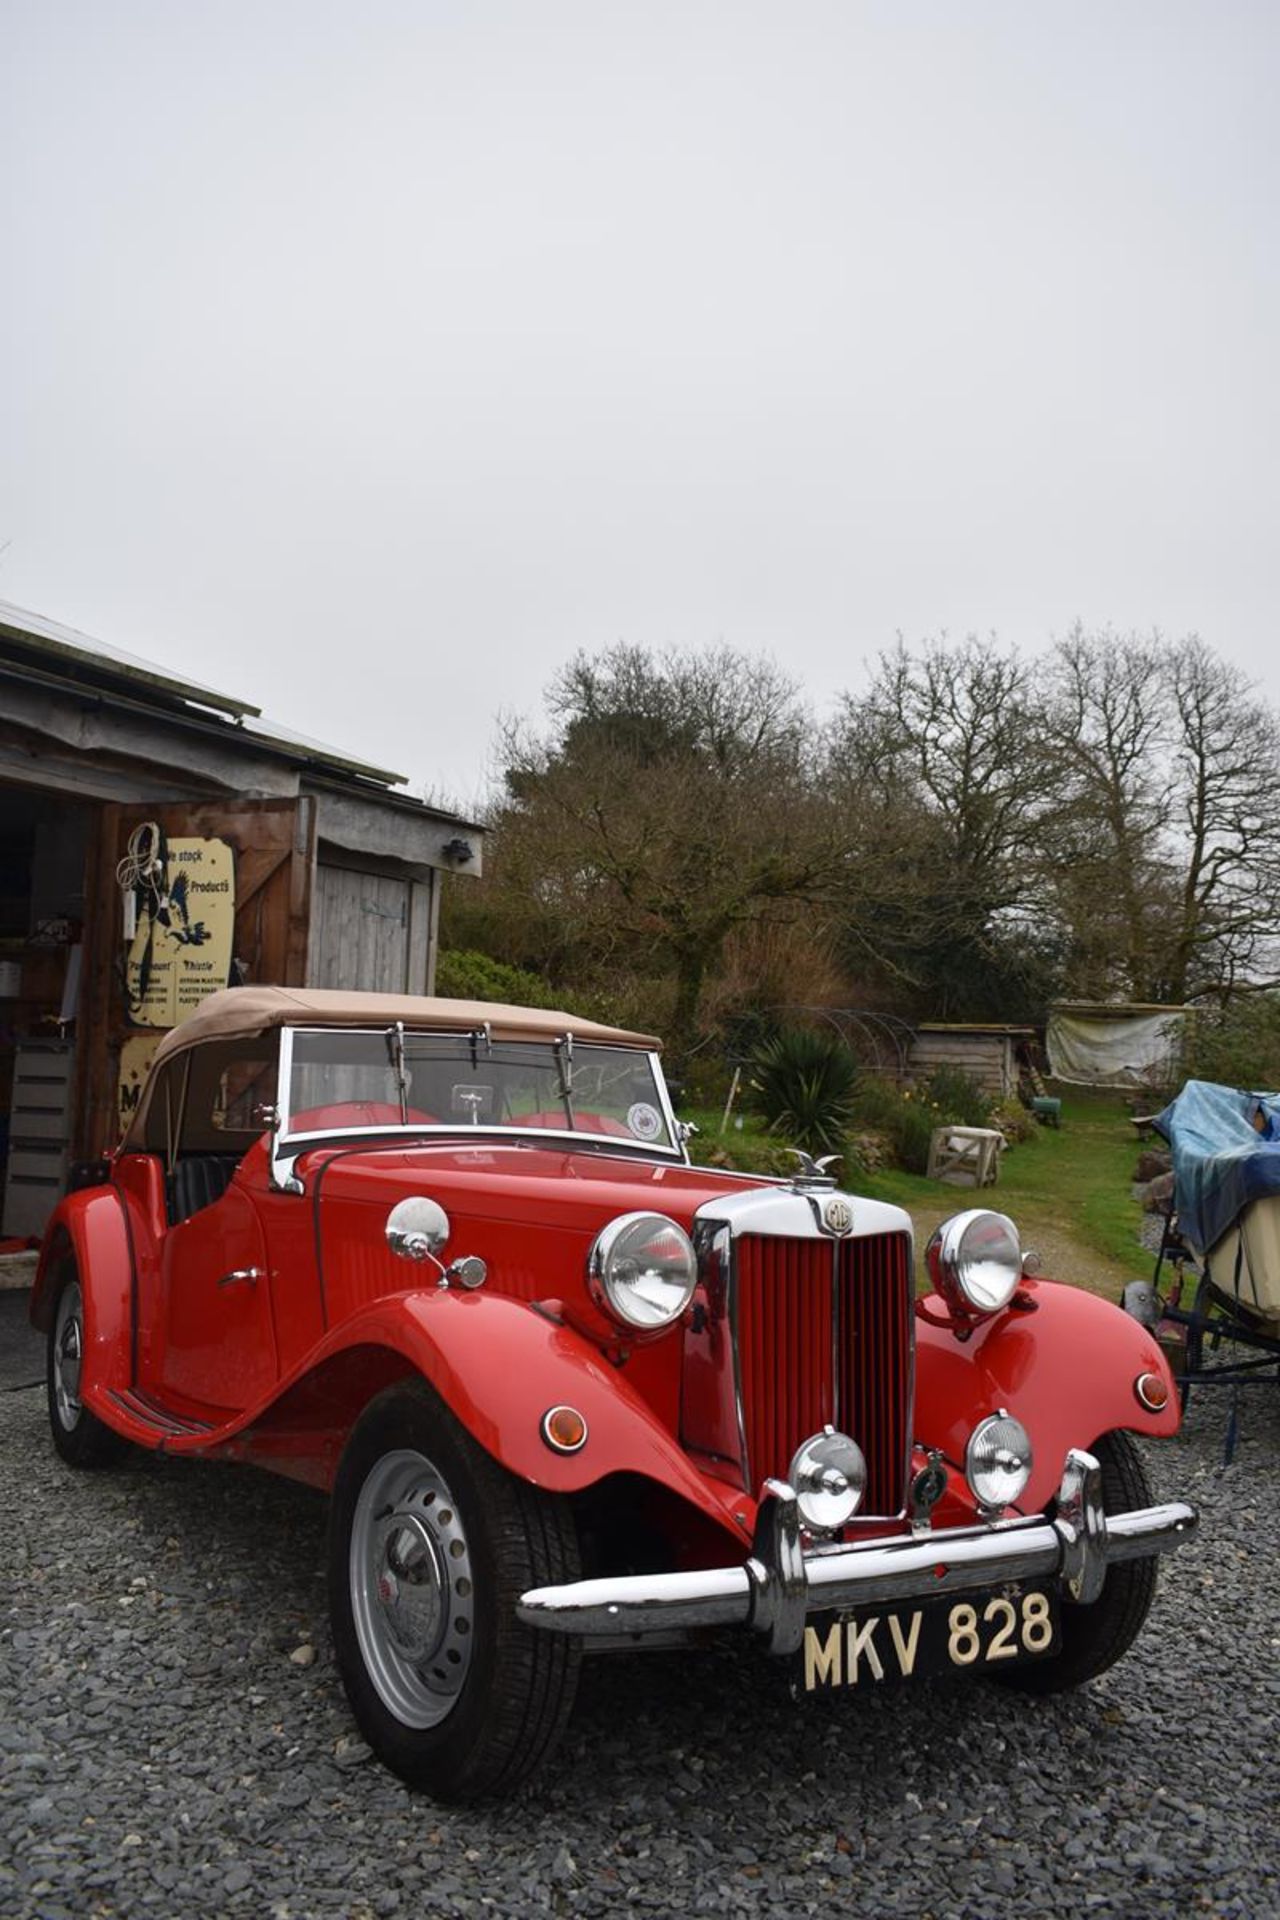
[47,1268,126,1468]
[328,1382,581,1802]
[994,1430,1157,1695]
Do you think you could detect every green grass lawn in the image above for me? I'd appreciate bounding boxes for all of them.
[683,1089,1152,1298]
[861,1095,1151,1282]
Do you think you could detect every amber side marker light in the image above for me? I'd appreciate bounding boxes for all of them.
[541,1405,589,1454]
[1135,1370,1169,1412]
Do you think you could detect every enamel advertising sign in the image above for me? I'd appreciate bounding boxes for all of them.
[125,836,236,1028]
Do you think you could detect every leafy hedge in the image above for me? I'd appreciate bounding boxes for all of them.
[434,948,559,1008]
[1179,994,1280,1092]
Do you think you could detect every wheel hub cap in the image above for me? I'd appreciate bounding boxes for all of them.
[374,1516,447,1662]
[349,1448,476,1730]
[53,1285,85,1428]
[59,1324,82,1400]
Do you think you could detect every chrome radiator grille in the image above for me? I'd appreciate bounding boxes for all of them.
[734,1230,913,1518]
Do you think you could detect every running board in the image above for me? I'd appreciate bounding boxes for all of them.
[104,1388,217,1441]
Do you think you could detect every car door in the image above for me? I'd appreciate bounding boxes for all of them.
[157,1173,277,1411]
[133,1033,284,1415]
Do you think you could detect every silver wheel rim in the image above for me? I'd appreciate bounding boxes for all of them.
[52,1282,84,1431]
[349,1447,476,1729]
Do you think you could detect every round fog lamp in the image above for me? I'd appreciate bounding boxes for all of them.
[788,1427,867,1533]
[965,1411,1033,1511]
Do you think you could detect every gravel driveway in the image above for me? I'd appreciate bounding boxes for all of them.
[2,1377,1277,1920]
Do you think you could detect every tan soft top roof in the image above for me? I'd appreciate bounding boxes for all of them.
[149,986,659,1069]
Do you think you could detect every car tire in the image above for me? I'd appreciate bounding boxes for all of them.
[993,1430,1157,1695]
[329,1379,581,1802]
[47,1266,127,1468]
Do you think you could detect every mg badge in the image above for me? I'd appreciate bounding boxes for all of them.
[823,1197,854,1235]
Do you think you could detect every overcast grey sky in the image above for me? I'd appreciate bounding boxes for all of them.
[3,2,1276,811]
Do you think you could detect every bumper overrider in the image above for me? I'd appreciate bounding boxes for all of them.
[517,1449,1198,1656]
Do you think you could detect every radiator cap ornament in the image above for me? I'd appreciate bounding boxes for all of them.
[785,1149,840,1192]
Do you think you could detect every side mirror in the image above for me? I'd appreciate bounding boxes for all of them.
[386,1196,450,1261]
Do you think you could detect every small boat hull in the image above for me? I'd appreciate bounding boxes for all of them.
[1207,1198,1280,1328]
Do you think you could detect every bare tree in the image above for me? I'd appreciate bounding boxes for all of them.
[1042,626,1174,998]
[829,638,1063,1015]
[451,629,1280,1043]
[1162,636,1280,1000]
[1044,629,1280,1001]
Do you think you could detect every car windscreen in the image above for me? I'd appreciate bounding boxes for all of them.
[284,1030,675,1151]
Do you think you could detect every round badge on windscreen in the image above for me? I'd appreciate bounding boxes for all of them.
[627,1102,663,1141]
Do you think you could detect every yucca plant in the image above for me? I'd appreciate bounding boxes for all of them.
[749,1027,859,1156]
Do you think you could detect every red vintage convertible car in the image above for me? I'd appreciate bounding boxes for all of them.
[32,988,1197,1800]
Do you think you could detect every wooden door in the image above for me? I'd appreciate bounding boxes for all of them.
[79,798,315,1158]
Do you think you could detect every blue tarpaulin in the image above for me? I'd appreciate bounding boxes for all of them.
[1154,1079,1280,1257]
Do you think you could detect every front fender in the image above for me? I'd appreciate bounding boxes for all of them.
[278,1290,747,1548]
[915,1277,1180,1515]
[31,1189,134,1396]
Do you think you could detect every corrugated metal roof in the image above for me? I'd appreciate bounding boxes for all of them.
[0,595,256,719]
[0,596,409,787]
[236,716,407,786]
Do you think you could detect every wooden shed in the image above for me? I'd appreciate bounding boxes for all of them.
[904,1023,1037,1102]
[0,598,485,1236]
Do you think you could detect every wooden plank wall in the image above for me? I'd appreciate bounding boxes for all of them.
[905,1033,1013,1099]
[308,864,434,994]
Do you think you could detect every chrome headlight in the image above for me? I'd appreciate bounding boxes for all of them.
[927,1208,1022,1319]
[588,1212,697,1331]
[966,1410,1033,1510]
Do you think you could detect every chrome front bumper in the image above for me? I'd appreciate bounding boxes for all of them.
[518,1449,1198,1657]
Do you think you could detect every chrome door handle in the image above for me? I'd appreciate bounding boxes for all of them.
[217,1267,264,1288]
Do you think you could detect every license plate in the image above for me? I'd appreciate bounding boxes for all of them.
[801,1585,1061,1691]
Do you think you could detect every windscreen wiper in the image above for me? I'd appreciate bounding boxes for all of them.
[554,1033,577,1128]
[467,1024,492,1070]
[386,1021,410,1124]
